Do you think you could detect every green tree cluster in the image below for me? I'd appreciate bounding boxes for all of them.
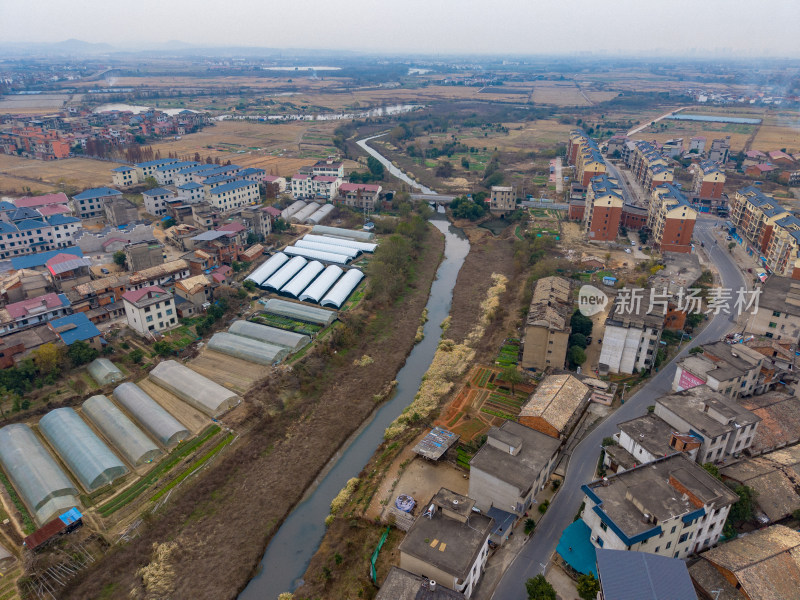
[526,575,556,600]
[449,196,486,221]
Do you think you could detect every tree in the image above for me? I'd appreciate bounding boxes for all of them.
[570,311,593,336]
[702,463,721,480]
[436,160,454,178]
[577,574,600,600]
[524,518,536,535]
[162,217,176,229]
[728,242,736,253]
[32,343,63,375]
[246,232,259,245]
[66,341,99,367]
[461,156,470,169]
[525,575,556,600]
[243,280,257,291]
[113,251,126,267]
[728,485,757,525]
[501,365,524,396]
[129,348,144,364]
[568,346,587,369]
[366,156,384,180]
[144,176,159,190]
[153,341,174,357]
[569,333,588,349]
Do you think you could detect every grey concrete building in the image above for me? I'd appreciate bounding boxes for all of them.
[124,240,165,272]
[672,341,765,398]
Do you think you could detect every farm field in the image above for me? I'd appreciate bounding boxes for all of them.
[189,349,270,395]
[0,93,76,114]
[0,155,114,195]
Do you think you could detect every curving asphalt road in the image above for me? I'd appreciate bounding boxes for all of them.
[491,218,745,599]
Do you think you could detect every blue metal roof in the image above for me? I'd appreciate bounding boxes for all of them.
[15,219,47,231]
[0,222,17,234]
[178,182,203,189]
[596,548,697,600]
[50,312,101,345]
[142,187,174,197]
[10,207,41,221]
[209,180,256,194]
[556,519,597,576]
[155,161,197,171]
[73,187,122,200]
[47,214,80,226]
[111,165,134,172]
[0,201,16,211]
[11,246,83,269]
[59,507,83,525]
[204,174,237,185]
[238,167,265,177]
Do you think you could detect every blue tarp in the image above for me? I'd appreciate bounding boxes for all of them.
[556,519,597,576]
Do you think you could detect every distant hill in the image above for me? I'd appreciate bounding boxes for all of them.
[0,39,115,56]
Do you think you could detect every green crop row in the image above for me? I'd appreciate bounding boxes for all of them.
[0,471,35,534]
[150,433,235,502]
[481,407,515,421]
[98,425,221,517]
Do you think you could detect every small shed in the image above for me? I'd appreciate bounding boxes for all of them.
[602,276,617,286]
[411,427,460,461]
[87,358,124,386]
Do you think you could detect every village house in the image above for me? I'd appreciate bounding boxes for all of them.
[518,374,590,440]
[337,183,382,211]
[689,525,800,600]
[376,567,466,600]
[143,187,177,218]
[469,421,561,521]
[154,161,200,186]
[0,269,52,305]
[103,197,139,227]
[520,276,572,371]
[71,187,122,219]
[207,180,259,212]
[111,165,136,187]
[581,454,737,559]
[124,240,164,272]
[176,181,205,204]
[747,275,800,342]
[173,275,214,318]
[122,286,178,337]
[654,386,760,463]
[68,274,129,324]
[598,294,665,375]
[48,312,103,351]
[0,292,72,336]
[127,259,191,292]
[672,341,766,398]
[0,326,59,369]
[398,488,493,598]
[707,137,730,164]
[312,159,345,178]
[738,391,800,456]
[487,186,516,214]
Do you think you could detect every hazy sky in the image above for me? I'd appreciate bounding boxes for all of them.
[1,0,799,56]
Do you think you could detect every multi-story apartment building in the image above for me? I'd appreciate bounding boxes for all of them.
[135,158,180,182]
[520,276,572,371]
[691,160,725,200]
[707,137,731,164]
[312,159,344,178]
[581,454,738,558]
[764,214,800,277]
[337,183,382,210]
[654,386,761,463]
[143,187,177,218]
[598,294,664,375]
[71,187,122,219]
[0,215,82,260]
[122,286,178,336]
[567,130,607,186]
[583,174,623,241]
[154,161,200,186]
[728,186,787,257]
[672,341,765,398]
[747,275,800,343]
[647,184,697,253]
[207,180,259,212]
[488,186,516,214]
[628,141,675,192]
[0,293,72,336]
[111,165,136,187]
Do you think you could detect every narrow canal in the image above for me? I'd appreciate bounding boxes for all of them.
[239,140,469,599]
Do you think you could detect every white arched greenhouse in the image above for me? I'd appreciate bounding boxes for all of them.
[298,265,343,303]
[280,261,324,298]
[320,269,365,309]
[229,320,310,351]
[304,203,334,224]
[0,424,80,525]
[245,252,288,287]
[149,360,241,417]
[311,224,375,242]
[263,256,308,291]
[112,382,190,447]
[283,246,351,265]
[290,202,320,223]
[38,408,128,492]
[208,332,290,365]
[302,233,377,253]
[280,200,307,221]
[82,395,161,466]
[295,240,360,258]
[87,358,125,386]
[261,298,337,326]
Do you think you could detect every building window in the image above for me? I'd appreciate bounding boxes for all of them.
[666,541,672,549]
[769,322,777,329]
[600,522,607,532]
[146,316,153,323]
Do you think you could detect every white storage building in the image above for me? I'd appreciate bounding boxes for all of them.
[311,224,375,241]
[295,240,360,258]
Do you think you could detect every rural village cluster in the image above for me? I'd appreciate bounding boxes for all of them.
[1,53,800,600]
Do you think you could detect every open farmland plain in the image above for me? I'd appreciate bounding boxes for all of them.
[0,155,113,194]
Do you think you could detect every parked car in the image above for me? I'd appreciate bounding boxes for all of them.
[726,235,732,241]
[630,240,636,246]
[586,336,593,344]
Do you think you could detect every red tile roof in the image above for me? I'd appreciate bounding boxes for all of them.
[264,206,281,217]
[14,193,69,209]
[121,285,167,304]
[340,183,381,193]
[6,293,67,318]
[313,176,339,183]
[217,222,245,234]
[36,204,71,216]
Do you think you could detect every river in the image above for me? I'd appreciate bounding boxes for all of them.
[357,133,436,194]
[240,213,469,599]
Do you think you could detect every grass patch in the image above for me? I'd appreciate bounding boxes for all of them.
[0,470,35,534]
[151,433,235,502]
[98,425,221,517]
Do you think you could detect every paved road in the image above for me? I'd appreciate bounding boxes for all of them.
[604,160,638,206]
[627,106,689,137]
[491,218,744,599]
[555,157,563,194]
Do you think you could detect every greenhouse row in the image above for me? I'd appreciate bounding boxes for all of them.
[296,240,359,258]
[261,298,337,326]
[112,382,190,447]
[283,245,352,264]
[281,200,308,221]
[289,202,320,223]
[281,260,325,298]
[264,255,309,291]
[299,265,344,303]
[305,204,334,224]
[87,358,125,386]
[150,360,241,417]
[0,424,80,525]
[311,224,375,242]
[229,320,310,351]
[208,332,290,365]
[245,252,289,287]
[302,233,377,253]
[39,408,129,492]
[82,395,162,466]
[320,269,365,308]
